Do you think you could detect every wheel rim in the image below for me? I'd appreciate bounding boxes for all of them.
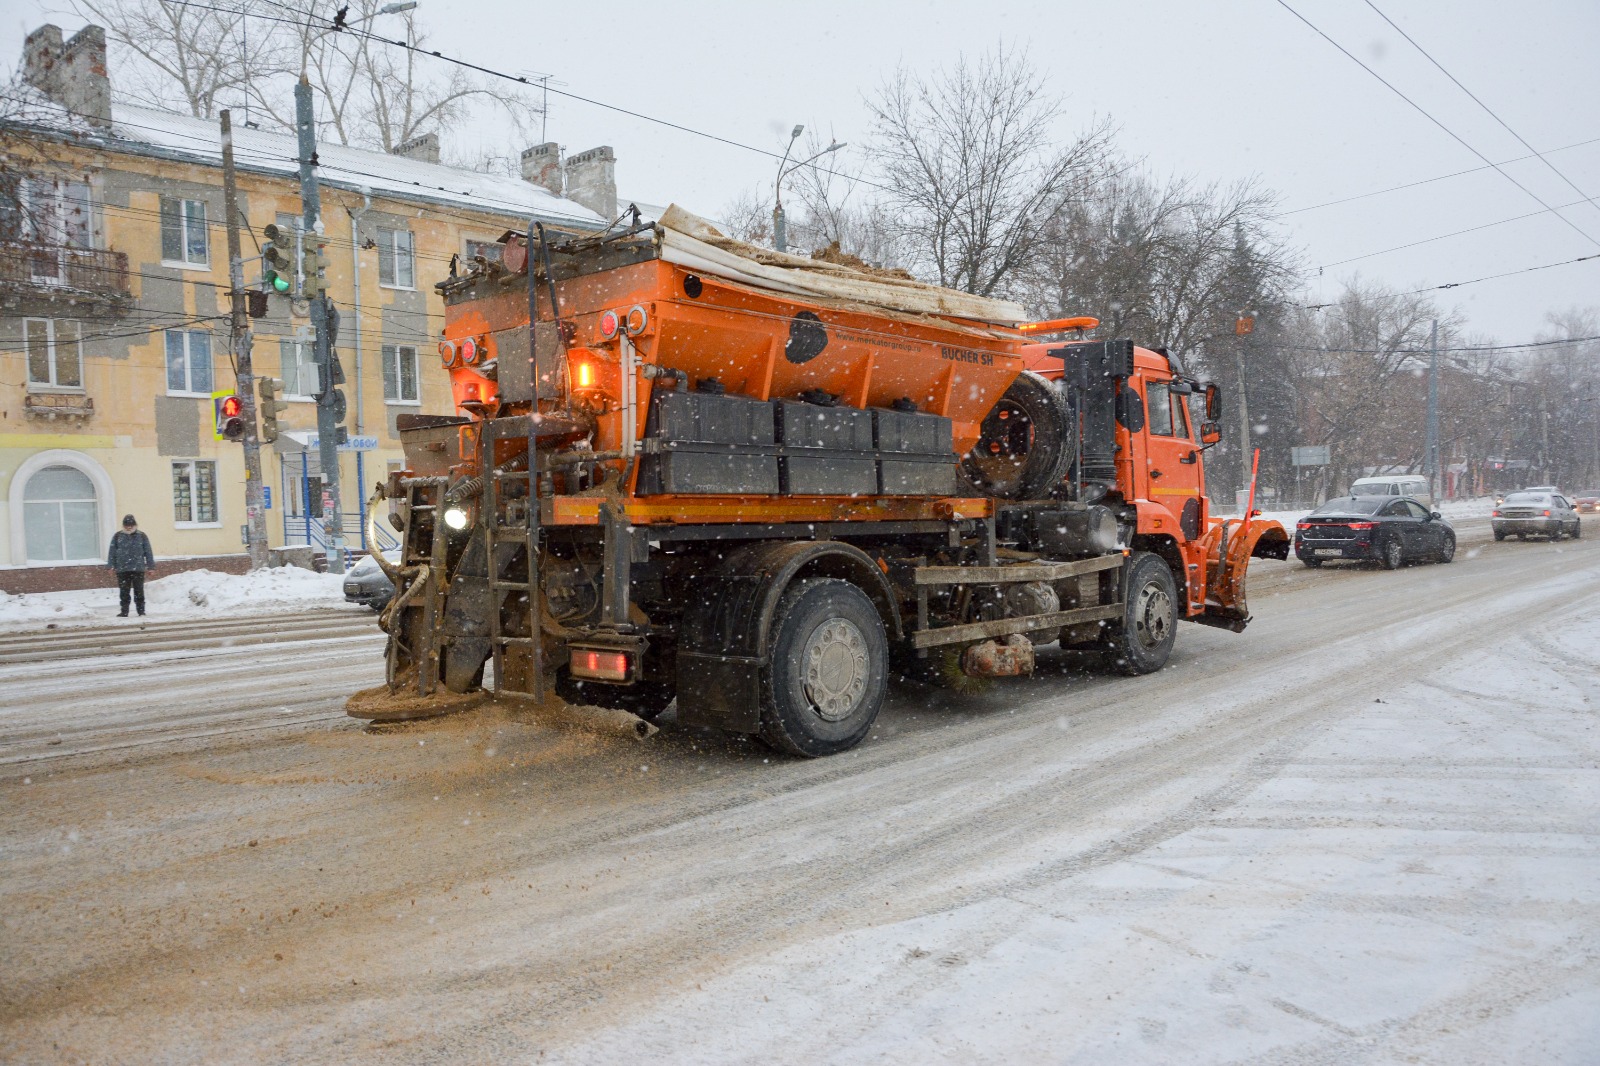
[1132,580,1173,650]
[1387,541,1401,566]
[802,618,870,722]
[1442,536,1455,560]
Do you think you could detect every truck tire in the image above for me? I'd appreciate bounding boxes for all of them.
[959,373,1073,500]
[758,578,888,757]
[1108,551,1178,676]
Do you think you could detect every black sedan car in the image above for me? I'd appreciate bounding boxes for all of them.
[1294,496,1456,569]
[343,549,400,610]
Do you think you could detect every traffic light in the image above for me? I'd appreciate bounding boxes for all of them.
[303,244,330,297]
[327,388,347,423]
[213,392,246,442]
[257,376,288,444]
[262,223,294,295]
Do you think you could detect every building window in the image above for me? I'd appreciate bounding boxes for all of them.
[9,178,93,282]
[165,330,213,396]
[382,344,419,403]
[172,460,219,525]
[23,464,100,563]
[25,318,83,389]
[465,238,503,264]
[280,338,319,400]
[377,226,414,288]
[160,196,208,266]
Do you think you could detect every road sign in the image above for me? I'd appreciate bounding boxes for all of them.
[264,486,272,509]
[1291,445,1331,467]
[305,434,378,451]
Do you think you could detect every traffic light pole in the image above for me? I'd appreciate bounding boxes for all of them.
[295,75,346,574]
[220,109,270,571]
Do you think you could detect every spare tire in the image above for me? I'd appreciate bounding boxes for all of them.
[959,372,1073,499]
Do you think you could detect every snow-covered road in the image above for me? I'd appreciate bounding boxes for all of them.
[1,525,1596,1064]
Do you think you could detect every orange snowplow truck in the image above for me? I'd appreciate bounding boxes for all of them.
[354,207,1288,755]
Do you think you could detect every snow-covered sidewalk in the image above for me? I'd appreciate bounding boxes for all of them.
[0,566,355,631]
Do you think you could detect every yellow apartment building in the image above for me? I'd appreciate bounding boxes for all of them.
[1,24,617,591]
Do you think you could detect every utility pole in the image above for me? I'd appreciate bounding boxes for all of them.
[295,75,346,574]
[1425,318,1440,498]
[1235,313,1255,507]
[220,109,269,570]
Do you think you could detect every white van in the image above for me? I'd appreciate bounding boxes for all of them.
[1349,475,1432,504]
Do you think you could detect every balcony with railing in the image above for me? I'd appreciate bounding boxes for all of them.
[0,240,132,312]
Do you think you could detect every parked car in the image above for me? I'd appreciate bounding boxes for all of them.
[343,549,400,610]
[1348,475,1432,505]
[1573,490,1600,515]
[1492,492,1582,541]
[1295,495,1456,569]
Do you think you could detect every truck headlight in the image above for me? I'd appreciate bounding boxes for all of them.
[443,506,469,530]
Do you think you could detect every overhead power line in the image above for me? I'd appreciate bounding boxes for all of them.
[1282,134,1600,216]
[1316,194,1600,271]
[1361,0,1600,226]
[1275,0,1600,252]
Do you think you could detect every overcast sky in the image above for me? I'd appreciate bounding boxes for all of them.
[7,0,1598,345]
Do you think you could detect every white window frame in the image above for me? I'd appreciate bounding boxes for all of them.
[382,343,421,405]
[160,195,210,269]
[377,226,415,289]
[21,178,94,284]
[24,318,85,392]
[464,236,504,264]
[165,329,214,397]
[171,459,221,528]
[280,338,319,401]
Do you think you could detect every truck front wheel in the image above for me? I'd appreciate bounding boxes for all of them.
[1108,552,1178,676]
[759,578,888,757]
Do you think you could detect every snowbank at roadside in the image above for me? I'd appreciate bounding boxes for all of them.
[0,566,354,630]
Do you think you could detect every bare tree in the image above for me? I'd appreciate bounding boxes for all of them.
[67,0,274,118]
[867,46,1113,297]
[66,0,539,154]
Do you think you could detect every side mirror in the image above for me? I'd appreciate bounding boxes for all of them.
[1203,382,1221,420]
[1199,421,1222,445]
[1430,511,1442,520]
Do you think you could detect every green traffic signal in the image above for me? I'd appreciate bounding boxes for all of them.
[269,273,290,293]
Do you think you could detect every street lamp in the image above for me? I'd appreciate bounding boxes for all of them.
[772,125,845,253]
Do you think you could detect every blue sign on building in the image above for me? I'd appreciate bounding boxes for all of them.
[263,486,273,509]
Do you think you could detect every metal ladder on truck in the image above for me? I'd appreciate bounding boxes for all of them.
[480,416,543,701]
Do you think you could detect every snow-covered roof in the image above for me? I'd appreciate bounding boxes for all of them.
[15,98,606,229]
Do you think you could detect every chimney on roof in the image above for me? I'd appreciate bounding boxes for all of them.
[391,132,440,164]
[23,24,111,129]
[519,142,562,197]
[563,146,616,221]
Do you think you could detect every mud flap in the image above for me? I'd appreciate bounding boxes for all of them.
[1199,518,1290,631]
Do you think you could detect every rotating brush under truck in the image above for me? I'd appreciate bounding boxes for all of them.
[350,209,1289,756]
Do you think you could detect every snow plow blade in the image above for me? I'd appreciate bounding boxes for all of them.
[1197,517,1291,631]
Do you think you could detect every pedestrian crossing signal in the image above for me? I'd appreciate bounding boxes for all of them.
[213,391,246,441]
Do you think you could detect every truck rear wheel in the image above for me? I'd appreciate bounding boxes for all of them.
[960,372,1073,500]
[759,578,888,757]
[1108,551,1178,676]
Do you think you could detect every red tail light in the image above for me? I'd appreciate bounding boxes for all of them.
[598,309,620,340]
[570,647,630,682]
[1491,510,1501,517]
[1347,521,1376,530]
[1296,521,1310,530]
[1543,509,1551,516]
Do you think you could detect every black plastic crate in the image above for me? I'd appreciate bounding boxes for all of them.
[637,445,780,496]
[879,455,961,496]
[872,407,953,456]
[649,390,775,447]
[781,454,880,496]
[773,399,875,452]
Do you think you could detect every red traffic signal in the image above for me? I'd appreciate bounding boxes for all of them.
[213,392,246,441]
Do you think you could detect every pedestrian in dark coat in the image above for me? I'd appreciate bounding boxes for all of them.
[107,514,155,617]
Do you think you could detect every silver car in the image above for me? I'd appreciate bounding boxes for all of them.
[1492,492,1582,541]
